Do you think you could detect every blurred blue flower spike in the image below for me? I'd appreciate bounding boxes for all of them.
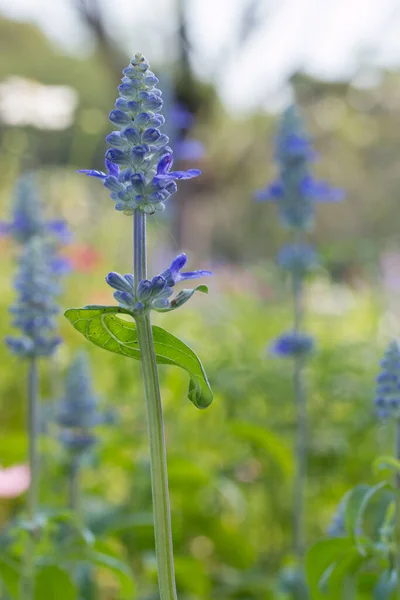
[374,340,400,419]
[256,105,344,229]
[0,174,71,245]
[56,352,111,455]
[6,237,61,358]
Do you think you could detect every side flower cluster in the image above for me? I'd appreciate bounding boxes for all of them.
[106,253,211,315]
[6,237,62,357]
[374,340,400,419]
[56,352,112,454]
[79,53,201,215]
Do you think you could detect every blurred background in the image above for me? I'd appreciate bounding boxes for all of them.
[0,0,400,597]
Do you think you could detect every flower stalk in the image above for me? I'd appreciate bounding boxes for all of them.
[133,209,178,600]
[257,105,342,592]
[75,53,213,600]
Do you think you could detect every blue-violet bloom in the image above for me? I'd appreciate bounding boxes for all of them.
[78,54,201,215]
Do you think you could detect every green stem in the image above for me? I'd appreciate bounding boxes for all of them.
[22,356,40,599]
[69,457,81,517]
[133,209,178,600]
[292,271,307,566]
[394,418,400,598]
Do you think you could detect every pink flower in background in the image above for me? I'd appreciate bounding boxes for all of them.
[64,244,103,273]
[0,464,30,498]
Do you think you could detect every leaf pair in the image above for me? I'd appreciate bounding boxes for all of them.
[64,306,213,409]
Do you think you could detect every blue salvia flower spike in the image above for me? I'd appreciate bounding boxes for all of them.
[256,105,344,229]
[78,56,201,216]
[69,53,214,600]
[0,174,71,245]
[6,237,62,357]
[257,103,343,591]
[374,340,400,419]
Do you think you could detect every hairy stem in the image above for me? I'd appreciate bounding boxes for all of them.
[22,356,40,599]
[395,418,400,599]
[133,209,178,600]
[292,271,307,566]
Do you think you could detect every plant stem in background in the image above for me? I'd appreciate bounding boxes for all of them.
[22,356,40,599]
[133,209,178,600]
[69,456,81,517]
[395,418,400,599]
[292,271,307,565]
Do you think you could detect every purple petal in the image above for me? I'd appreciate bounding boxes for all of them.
[77,169,107,179]
[301,176,344,202]
[169,253,188,275]
[255,181,284,202]
[157,169,201,181]
[177,269,212,283]
[157,154,174,175]
[47,220,72,243]
[105,158,120,177]
[51,256,72,275]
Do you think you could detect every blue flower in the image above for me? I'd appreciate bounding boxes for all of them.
[159,253,212,287]
[374,341,400,419]
[106,253,211,314]
[270,331,315,358]
[6,237,62,357]
[255,105,344,229]
[78,53,201,215]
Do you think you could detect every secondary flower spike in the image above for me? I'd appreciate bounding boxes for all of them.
[56,352,113,454]
[0,174,71,245]
[78,54,201,215]
[255,105,344,229]
[6,237,62,357]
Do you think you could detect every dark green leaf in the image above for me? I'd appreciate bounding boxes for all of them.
[64,307,213,408]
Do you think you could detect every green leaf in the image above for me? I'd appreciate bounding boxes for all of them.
[354,482,390,553]
[344,485,371,537]
[306,538,359,600]
[0,557,20,598]
[373,456,400,475]
[35,566,77,600]
[155,285,208,312]
[64,307,213,408]
[90,551,135,599]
